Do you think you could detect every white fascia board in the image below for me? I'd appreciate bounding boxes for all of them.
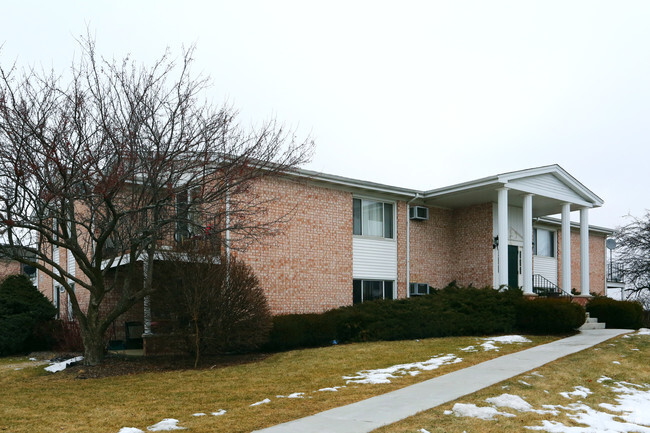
[502,182,595,208]
[100,251,221,270]
[536,217,614,235]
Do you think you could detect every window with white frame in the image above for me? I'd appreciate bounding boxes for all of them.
[176,188,201,241]
[533,228,555,257]
[353,198,394,239]
[353,279,394,304]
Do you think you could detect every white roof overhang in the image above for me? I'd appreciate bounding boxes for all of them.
[420,165,604,217]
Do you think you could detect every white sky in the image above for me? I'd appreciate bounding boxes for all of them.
[3,0,649,229]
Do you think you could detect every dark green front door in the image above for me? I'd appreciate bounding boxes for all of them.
[508,245,519,288]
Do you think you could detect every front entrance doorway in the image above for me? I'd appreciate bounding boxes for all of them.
[508,245,520,288]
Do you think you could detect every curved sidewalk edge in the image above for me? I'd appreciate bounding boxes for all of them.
[253,329,631,433]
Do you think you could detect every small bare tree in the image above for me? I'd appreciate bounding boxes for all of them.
[0,38,311,365]
[616,211,650,299]
[156,239,271,367]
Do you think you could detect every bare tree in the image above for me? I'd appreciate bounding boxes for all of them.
[616,211,650,298]
[0,38,312,365]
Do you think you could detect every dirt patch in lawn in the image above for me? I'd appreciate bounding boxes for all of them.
[59,352,271,379]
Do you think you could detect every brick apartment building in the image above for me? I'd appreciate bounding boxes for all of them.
[35,164,612,341]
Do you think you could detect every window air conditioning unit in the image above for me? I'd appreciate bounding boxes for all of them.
[409,206,429,221]
[409,283,430,296]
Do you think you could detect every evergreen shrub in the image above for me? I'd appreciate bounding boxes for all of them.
[586,297,643,329]
[0,274,57,355]
[515,298,585,334]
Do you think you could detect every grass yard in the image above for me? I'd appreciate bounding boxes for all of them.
[375,330,650,433]
[0,334,556,433]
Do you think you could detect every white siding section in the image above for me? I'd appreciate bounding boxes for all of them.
[533,255,557,285]
[510,174,584,203]
[67,249,75,279]
[52,247,60,276]
[353,237,397,280]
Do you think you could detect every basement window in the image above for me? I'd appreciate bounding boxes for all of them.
[353,279,394,304]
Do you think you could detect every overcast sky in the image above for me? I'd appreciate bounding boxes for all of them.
[3,1,649,230]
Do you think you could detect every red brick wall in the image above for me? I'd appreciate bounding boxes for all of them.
[237,176,353,314]
[409,207,455,288]
[408,203,494,289]
[557,229,606,295]
[0,260,21,282]
[451,203,494,287]
[396,200,409,299]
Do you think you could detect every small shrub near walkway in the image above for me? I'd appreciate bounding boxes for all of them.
[586,297,643,329]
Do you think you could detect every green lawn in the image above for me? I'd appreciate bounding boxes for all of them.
[0,334,556,433]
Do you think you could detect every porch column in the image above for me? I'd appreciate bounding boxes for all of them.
[580,207,590,296]
[497,188,509,287]
[561,203,571,293]
[522,194,534,295]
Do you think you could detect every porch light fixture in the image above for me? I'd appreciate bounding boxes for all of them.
[493,236,499,249]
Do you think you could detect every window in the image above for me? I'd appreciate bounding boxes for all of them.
[353,279,394,304]
[353,198,394,239]
[409,282,430,296]
[176,188,201,241]
[533,228,555,257]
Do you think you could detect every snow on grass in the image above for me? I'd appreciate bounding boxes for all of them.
[119,428,144,433]
[449,403,516,420]
[519,380,532,387]
[460,345,477,352]
[191,413,205,416]
[276,392,304,399]
[613,361,621,365]
[146,419,185,431]
[636,328,650,335]
[343,354,462,384]
[480,335,532,351]
[44,356,83,373]
[317,386,345,392]
[599,381,650,426]
[250,398,271,407]
[419,429,431,433]
[559,386,592,400]
[211,409,227,416]
[486,394,533,411]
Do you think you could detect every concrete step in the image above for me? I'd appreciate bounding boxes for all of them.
[580,313,606,330]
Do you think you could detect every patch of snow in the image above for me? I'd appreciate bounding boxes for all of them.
[211,410,226,416]
[443,410,453,415]
[119,428,144,433]
[531,371,544,377]
[318,386,344,392]
[559,386,592,399]
[343,354,462,384]
[250,398,271,407]
[613,361,621,365]
[486,394,533,411]
[419,429,431,433]
[597,376,612,383]
[147,419,185,431]
[519,380,532,386]
[44,356,83,373]
[276,392,304,399]
[29,357,37,361]
[632,348,640,351]
[636,328,650,335]
[450,403,516,420]
[460,345,477,352]
[599,381,650,426]
[14,368,22,370]
[480,335,531,351]
[191,413,205,417]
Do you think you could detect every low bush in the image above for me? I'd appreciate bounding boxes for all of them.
[265,284,523,351]
[0,274,57,355]
[515,298,585,334]
[586,297,643,329]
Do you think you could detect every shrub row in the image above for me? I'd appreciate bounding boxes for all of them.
[586,297,644,329]
[264,284,587,352]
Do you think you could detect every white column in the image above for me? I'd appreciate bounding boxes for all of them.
[561,203,572,293]
[523,194,534,295]
[498,188,509,287]
[580,207,590,296]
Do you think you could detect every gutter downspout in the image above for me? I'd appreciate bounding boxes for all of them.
[406,193,420,298]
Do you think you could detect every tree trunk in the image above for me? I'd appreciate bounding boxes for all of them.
[79,324,106,366]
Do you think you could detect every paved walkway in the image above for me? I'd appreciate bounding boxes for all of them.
[253,329,630,433]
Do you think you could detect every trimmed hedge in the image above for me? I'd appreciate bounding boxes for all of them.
[515,298,585,334]
[0,275,57,355]
[266,284,589,352]
[586,297,643,329]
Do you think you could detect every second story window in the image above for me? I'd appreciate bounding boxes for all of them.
[176,188,200,241]
[353,198,394,239]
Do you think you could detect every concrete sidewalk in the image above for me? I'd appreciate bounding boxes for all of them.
[253,329,630,433]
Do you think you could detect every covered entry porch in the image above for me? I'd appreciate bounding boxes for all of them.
[422,165,605,296]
